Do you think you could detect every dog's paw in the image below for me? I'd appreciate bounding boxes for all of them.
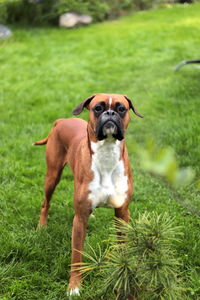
[89,213,96,219]
[67,287,80,298]
[67,281,81,299]
[36,222,47,232]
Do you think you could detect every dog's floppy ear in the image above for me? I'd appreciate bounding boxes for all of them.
[124,95,143,118]
[72,95,96,115]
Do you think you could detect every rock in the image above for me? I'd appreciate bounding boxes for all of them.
[0,25,12,39]
[59,12,79,28]
[59,12,92,28]
[78,14,92,25]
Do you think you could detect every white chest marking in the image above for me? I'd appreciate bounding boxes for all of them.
[88,139,128,209]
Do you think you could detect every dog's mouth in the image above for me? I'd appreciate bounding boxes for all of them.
[96,119,124,141]
[102,121,117,136]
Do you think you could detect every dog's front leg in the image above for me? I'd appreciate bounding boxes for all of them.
[115,204,130,223]
[67,211,90,296]
[115,204,130,239]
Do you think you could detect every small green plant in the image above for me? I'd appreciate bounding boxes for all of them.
[78,212,184,299]
[130,139,195,188]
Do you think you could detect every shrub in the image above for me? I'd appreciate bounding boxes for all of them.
[78,213,185,299]
[0,0,110,25]
[0,0,189,26]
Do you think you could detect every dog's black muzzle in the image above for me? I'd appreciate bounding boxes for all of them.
[95,110,124,141]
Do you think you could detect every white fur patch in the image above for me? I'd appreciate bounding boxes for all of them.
[88,139,128,209]
[109,97,112,107]
[67,287,80,297]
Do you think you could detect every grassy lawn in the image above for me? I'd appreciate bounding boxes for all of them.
[1,3,200,299]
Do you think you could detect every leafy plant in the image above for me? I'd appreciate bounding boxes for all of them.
[132,139,195,188]
[78,213,184,299]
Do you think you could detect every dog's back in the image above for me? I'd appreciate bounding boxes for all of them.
[34,118,87,147]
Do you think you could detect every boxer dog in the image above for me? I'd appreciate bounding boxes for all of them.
[34,94,143,296]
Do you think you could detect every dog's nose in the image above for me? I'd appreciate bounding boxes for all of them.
[105,109,115,116]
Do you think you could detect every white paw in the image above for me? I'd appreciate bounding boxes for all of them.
[67,287,80,298]
[89,213,96,219]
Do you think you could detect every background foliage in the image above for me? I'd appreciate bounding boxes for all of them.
[0,0,196,25]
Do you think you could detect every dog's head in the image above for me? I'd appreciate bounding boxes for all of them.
[72,94,143,141]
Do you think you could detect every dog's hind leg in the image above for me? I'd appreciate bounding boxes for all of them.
[38,136,67,228]
[38,167,63,228]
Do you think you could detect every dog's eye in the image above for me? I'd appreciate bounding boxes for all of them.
[94,105,103,112]
[118,106,126,113]
[93,102,105,116]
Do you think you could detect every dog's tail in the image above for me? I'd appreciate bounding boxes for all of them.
[34,137,48,146]
[34,119,64,146]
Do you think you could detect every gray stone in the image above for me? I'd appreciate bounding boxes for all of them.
[78,14,92,25]
[59,12,92,28]
[0,25,12,39]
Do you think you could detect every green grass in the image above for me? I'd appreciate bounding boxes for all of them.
[0,3,200,299]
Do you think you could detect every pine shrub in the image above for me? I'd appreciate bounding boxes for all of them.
[78,212,185,299]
